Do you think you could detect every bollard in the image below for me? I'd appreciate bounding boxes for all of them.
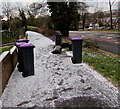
[15,43,35,77]
[70,37,83,64]
[55,34,61,46]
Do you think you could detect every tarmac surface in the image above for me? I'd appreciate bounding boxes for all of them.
[0,31,119,108]
[69,31,120,55]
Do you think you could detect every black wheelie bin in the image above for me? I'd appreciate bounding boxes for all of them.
[16,43,35,77]
[55,34,61,46]
[15,42,26,72]
[70,37,83,64]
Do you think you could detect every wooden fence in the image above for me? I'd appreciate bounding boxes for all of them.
[0,46,18,96]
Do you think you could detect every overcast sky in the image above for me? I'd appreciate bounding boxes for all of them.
[0,0,119,2]
[0,0,119,14]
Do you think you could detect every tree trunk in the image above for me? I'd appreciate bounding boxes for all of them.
[19,9,27,31]
[109,0,113,29]
[82,14,86,31]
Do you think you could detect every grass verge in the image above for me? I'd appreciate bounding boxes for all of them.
[83,48,120,86]
[0,46,13,55]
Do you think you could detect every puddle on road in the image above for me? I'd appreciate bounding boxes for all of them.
[54,95,109,108]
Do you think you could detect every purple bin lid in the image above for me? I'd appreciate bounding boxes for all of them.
[69,37,83,41]
[15,42,26,46]
[16,39,29,42]
[18,43,35,48]
[55,34,61,36]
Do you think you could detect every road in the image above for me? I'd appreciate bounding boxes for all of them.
[69,31,120,55]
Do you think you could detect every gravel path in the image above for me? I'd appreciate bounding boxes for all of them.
[0,31,119,108]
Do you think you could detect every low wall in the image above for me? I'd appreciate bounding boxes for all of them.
[0,46,18,96]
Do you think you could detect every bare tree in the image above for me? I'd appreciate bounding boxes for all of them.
[28,2,49,17]
[1,1,13,20]
[18,8,27,31]
[77,2,89,31]
[109,0,116,29]
[90,1,104,27]
[28,2,42,17]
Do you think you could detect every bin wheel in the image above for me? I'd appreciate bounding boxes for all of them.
[17,64,23,72]
[71,57,76,64]
[22,72,28,77]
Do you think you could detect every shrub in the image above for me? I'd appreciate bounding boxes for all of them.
[2,30,19,44]
[83,39,99,50]
[9,17,23,31]
[2,20,9,30]
[27,15,36,26]
[27,15,53,30]
[99,20,105,27]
